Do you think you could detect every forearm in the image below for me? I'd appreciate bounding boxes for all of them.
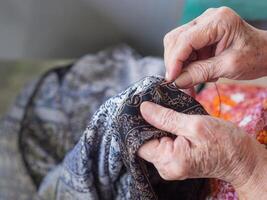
[233,142,267,199]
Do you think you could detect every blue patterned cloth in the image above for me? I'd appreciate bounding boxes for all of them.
[38,76,210,200]
[1,45,210,199]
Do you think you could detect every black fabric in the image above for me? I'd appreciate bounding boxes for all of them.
[115,78,210,199]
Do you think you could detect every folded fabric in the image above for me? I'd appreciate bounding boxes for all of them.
[6,44,266,200]
[197,84,267,200]
[1,45,210,199]
[18,45,165,186]
[0,45,165,199]
[38,76,210,199]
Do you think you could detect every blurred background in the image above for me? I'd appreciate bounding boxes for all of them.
[1,0,267,116]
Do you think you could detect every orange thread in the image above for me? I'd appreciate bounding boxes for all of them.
[257,130,267,144]
[214,83,221,118]
[211,83,237,120]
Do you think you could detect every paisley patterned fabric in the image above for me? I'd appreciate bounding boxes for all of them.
[0,45,210,199]
[38,76,210,200]
[19,45,165,186]
[4,44,266,200]
[0,45,165,199]
[0,45,267,200]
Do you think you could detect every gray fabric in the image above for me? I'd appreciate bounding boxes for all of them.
[0,45,164,199]
[0,45,210,199]
[0,120,36,199]
[37,77,209,200]
[19,45,165,186]
[0,82,37,199]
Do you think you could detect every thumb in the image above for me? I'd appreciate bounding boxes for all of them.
[174,56,223,88]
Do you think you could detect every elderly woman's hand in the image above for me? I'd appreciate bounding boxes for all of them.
[164,7,267,87]
[138,102,267,199]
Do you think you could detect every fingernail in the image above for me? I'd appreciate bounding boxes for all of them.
[175,72,192,88]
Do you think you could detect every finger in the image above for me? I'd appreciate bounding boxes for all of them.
[156,136,191,180]
[137,139,159,162]
[180,87,196,98]
[139,137,183,181]
[164,14,208,82]
[164,9,212,56]
[137,137,173,163]
[165,38,193,81]
[174,56,223,88]
[164,23,197,81]
[140,101,198,139]
[165,22,225,82]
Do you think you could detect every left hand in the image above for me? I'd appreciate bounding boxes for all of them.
[138,101,267,198]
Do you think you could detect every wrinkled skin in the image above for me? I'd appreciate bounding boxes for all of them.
[163,7,267,87]
[138,7,267,200]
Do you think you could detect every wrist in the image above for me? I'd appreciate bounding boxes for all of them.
[232,140,267,199]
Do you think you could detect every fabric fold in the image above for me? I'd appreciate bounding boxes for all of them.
[39,76,210,200]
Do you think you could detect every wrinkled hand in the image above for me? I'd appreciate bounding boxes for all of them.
[164,7,267,87]
[138,102,267,198]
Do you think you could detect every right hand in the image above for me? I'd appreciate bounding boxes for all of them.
[138,102,267,199]
[164,7,267,88]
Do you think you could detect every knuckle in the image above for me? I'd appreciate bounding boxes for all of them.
[160,173,170,181]
[205,7,215,14]
[225,55,234,68]
[191,118,204,135]
[159,137,169,143]
[215,7,241,27]
[206,23,217,43]
[157,166,171,180]
[228,53,238,66]
[176,163,189,180]
[159,137,172,147]
[199,65,210,82]
[226,53,241,73]
[217,6,233,17]
[190,62,211,83]
[180,32,189,43]
[163,32,174,46]
[177,169,188,180]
